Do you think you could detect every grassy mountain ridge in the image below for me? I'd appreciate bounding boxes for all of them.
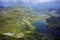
[0,6,39,38]
[0,6,52,40]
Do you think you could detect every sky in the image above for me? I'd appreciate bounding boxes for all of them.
[0,0,60,4]
[0,0,60,9]
[21,0,51,4]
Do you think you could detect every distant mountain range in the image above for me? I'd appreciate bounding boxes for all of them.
[0,6,5,8]
[0,6,5,11]
[31,2,60,11]
[0,1,60,12]
[0,0,60,11]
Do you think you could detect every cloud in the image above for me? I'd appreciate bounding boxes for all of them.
[1,0,60,4]
[22,0,51,4]
[12,0,16,1]
[1,0,10,2]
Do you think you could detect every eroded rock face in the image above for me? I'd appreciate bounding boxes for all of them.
[46,16,60,40]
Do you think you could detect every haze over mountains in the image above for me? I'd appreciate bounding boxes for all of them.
[0,0,60,11]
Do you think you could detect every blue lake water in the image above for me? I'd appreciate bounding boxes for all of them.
[32,20,48,33]
[33,20,60,37]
